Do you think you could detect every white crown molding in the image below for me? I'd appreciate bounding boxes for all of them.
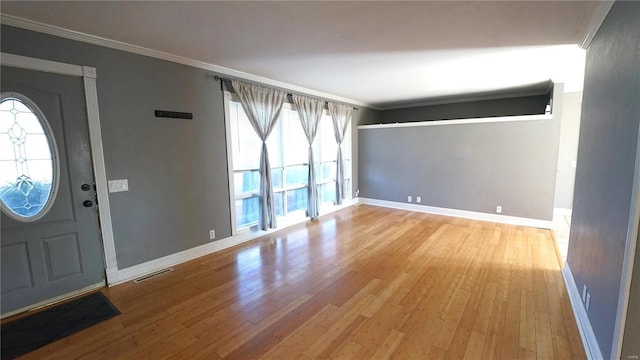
[0,14,375,109]
[580,1,615,49]
[358,197,553,229]
[562,264,604,360]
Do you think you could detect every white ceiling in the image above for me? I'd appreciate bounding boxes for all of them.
[1,1,601,109]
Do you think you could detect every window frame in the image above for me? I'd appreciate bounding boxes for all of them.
[224,91,352,234]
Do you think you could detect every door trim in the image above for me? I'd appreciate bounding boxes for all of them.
[1,52,118,284]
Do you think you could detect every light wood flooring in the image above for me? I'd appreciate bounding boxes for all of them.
[15,205,585,359]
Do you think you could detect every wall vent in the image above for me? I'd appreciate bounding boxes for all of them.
[133,268,174,283]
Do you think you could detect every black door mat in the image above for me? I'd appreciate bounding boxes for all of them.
[1,291,120,359]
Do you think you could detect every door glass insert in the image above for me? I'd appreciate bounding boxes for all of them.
[0,94,58,221]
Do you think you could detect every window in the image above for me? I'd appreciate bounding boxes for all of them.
[226,93,351,232]
[0,93,58,222]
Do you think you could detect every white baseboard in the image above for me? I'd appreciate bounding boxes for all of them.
[110,199,357,286]
[562,263,604,360]
[113,232,255,285]
[554,207,573,216]
[358,198,554,229]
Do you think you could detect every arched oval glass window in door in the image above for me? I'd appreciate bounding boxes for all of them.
[0,93,59,222]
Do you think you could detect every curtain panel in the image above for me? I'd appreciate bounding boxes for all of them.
[292,94,325,219]
[328,103,353,205]
[231,80,287,230]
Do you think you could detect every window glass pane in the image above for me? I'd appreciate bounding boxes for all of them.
[274,191,284,217]
[230,101,261,171]
[320,182,336,204]
[271,168,283,190]
[234,170,259,196]
[342,122,352,161]
[235,196,259,227]
[286,188,307,213]
[344,179,352,199]
[283,108,307,166]
[0,96,56,220]
[320,162,336,182]
[266,126,282,168]
[344,159,352,179]
[285,165,308,188]
[317,114,337,163]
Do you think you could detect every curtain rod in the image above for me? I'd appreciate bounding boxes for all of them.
[213,75,358,110]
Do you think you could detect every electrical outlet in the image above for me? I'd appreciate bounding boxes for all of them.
[586,292,591,310]
[355,189,360,197]
[416,196,421,203]
[582,285,587,302]
[496,205,502,213]
[209,230,215,240]
[407,196,412,203]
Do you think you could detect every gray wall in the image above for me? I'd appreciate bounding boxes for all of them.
[352,107,381,198]
[553,91,583,210]
[566,2,640,358]
[363,94,549,125]
[622,226,640,359]
[358,104,561,220]
[1,25,374,268]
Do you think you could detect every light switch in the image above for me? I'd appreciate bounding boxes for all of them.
[108,179,129,193]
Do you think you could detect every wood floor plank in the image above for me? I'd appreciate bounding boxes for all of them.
[9,205,586,359]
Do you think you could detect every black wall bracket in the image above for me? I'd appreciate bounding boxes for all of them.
[154,110,193,120]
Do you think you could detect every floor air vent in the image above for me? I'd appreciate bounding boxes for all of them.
[133,268,174,283]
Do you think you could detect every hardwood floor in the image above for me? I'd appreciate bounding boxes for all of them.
[16,205,585,359]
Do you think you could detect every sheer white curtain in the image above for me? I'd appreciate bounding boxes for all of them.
[328,103,353,205]
[231,80,286,230]
[292,95,325,219]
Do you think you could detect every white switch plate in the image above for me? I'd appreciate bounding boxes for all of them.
[496,205,502,213]
[416,196,421,203]
[108,179,129,193]
[209,230,216,239]
[407,196,412,203]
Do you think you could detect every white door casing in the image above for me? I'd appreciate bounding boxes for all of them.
[1,52,118,285]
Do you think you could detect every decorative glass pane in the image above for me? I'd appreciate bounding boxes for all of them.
[0,96,56,220]
[286,188,307,213]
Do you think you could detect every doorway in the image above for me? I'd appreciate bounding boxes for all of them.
[0,53,117,317]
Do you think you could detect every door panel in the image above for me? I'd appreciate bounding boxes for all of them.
[1,66,105,315]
